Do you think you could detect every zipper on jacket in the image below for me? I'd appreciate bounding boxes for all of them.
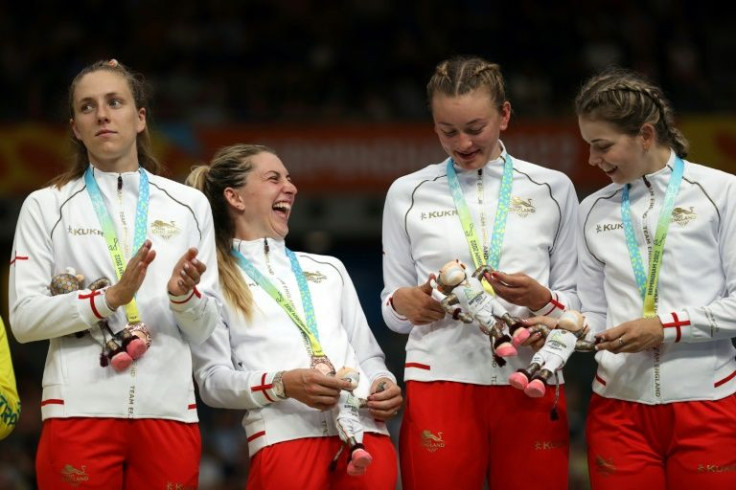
[117,174,123,191]
[640,175,656,253]
[264,238,275,275]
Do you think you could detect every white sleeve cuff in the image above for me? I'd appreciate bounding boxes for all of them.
[249,372,283,405]
[168,286,204,312]
[78,287,116,324]
[658,310,691,344]
[529,291,566,318]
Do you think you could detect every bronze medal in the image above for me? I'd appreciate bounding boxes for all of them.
[310,355,336,376]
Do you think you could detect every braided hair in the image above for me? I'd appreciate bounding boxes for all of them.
[427,56,507,111]
[575,67,688,158]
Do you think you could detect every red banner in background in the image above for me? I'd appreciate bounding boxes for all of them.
[1,118,735,199]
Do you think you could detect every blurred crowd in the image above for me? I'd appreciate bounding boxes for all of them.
[1,0,732,127]
[1,1,733,488]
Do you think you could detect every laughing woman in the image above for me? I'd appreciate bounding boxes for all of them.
[187,144,402,490]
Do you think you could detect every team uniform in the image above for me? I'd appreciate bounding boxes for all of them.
[0,316,21,440]
[381,146,579,489]
[8,166,221,488]
[579,153,736,489]
[192,237,397,490]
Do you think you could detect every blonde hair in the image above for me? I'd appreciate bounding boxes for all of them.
[426,55,507,111]
[575,67,688,158]
[186,144,276,319]
[52,59,163,188]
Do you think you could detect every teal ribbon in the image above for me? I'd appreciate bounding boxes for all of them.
[446,155,513,292]
[621,156,684,317]
[232,245,325,357]
[85,166,149,323]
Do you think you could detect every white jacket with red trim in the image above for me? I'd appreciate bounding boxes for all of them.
[579,152,736,404]
[8,165,221,422]
[191,238,394,457]
[380,147,580,385]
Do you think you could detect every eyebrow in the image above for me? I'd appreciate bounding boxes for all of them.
[77,92,124,103]
[437,118,485,127]
[262,170,290,179]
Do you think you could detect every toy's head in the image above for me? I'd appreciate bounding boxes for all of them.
[438,260,467,289]
[336,366,360,389]
[50,268,85,295]
[557,310,585,333]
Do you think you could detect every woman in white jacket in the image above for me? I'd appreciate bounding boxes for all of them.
[8,59,221,488]
[187,144,402,489]
[576,67,736,490]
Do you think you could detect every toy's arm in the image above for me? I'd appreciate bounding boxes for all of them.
[439,294,472,323]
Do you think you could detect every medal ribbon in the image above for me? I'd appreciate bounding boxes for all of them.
[84,166,149,324]
[231,246,325,357]
[446,155,513,293]
[621,156,684,318]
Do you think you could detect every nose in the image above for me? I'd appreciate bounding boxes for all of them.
[96,105,110,123]
[457,132,473,150]
[587,149,600,167]
[285,179,297,195]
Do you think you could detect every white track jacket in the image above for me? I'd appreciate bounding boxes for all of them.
[9,166,221,422]
[381,148,580,385]
[192,238,394,457]
[579,153,736,404]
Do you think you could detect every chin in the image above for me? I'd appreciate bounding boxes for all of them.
[456,157,485,170]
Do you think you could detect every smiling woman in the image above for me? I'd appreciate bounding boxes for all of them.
[380,55,581,490]
[185,144,402,489]
[574,68,736,490]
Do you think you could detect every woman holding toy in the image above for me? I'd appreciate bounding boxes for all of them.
[380,55,580,489]
[8,59,222,488]
[576,67,736,489]
[187,143,402,489]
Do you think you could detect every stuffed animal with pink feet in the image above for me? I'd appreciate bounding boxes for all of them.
[49,267,151,372]
[508,310,595,397]
[431,259,530,366]
[331,367,372,477]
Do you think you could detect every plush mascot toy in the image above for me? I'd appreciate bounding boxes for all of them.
[431,259,529,366]
[508,310,595,398]
[329,367,372,477]
[49,267,151,372]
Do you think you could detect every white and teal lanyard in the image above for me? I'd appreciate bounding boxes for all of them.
[621,157,684,318]
[85,166,149,324]
[231,246,327,359]
[446,155,513,293]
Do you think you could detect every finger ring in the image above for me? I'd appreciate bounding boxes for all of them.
[618,337,624,346]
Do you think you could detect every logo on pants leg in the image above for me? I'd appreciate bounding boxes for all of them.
[595,455,616,476]
[61,464,89,486]
[421,430,445,453]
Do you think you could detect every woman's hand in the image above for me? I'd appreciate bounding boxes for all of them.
[484,271,551,311]
[391,274,446,325]
[521,315,557,351]
[594,317,664,353]
[282,368,352,411]
[105,240,156,309]
[366,378,403,421]
[167,247,206,296]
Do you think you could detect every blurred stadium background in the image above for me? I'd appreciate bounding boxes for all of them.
[1,1,735,488]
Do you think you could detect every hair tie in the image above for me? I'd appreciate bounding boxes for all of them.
[107,59,119,67]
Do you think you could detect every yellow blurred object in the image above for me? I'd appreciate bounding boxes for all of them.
[0,316,20,440]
